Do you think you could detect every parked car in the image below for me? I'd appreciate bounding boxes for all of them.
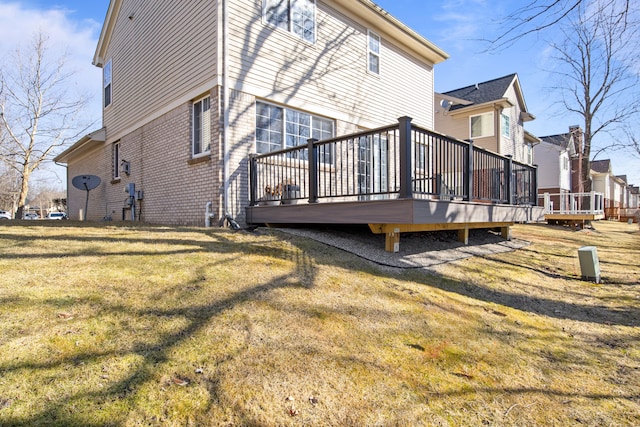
[23,212,40,220]
[0,210,11,220]
[46,212,68,220]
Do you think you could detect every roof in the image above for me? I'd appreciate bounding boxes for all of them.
[590,159,612,174]
[438,73,534,121]
[539,133,571,148]
[54,128,106,163]
[616,175,628,183]
[94,0,449,67]
[442,74,517,109]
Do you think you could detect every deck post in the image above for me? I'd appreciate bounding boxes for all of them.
[398,116,413,199]
[307,138,319,203]
[532,164,539,206]
[505,155,513,204]
[457,226,469,245]
[464,140,474,202]
[249,154,258,206]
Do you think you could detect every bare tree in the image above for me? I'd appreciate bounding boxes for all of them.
[489,0,634,49]
[546,1,640,193]
[0,32,92,218]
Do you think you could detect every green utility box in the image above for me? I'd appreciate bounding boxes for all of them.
[578,246,601,283]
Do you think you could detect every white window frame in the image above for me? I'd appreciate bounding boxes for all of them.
[501,112,511,138]
[103,59,112,108]
[113,142,120,179]
[368,30,381,75]
[263,0,316,44]
[255,101,334,163]
[470,112,494,139]
[192,95,211,157]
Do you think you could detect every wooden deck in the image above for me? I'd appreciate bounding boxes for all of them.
[246,198,544,252]
[247,118,541,252]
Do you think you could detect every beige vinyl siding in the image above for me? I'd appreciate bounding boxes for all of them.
[501,84,528,163]
[226,0,435,130]
[104,0,218,140]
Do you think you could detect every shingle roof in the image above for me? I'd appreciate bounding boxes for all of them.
[442,74,517,111]
[616,175,628,183]
[590,159,611,174]
[539,133,571,149]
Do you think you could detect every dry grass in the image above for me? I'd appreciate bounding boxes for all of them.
[0,220,638,426]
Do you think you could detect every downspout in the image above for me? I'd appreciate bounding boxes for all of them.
[222,0,230,221]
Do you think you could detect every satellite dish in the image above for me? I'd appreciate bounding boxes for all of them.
[440,99,451,110]
[71,175,101,221]
[72,175,101,191]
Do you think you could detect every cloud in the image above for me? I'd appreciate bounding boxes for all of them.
[0,2,102,187]
[0,2,101,109]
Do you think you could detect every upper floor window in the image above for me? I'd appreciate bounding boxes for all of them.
[470,112,494,139]
[368,31,380,74]
[104,59,112,108]
[192,96,211,156]
[501,113,511,138]
[256,101,334,162]
[263,0,316,43]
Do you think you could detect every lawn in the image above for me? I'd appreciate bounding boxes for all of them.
[0,220,638,426]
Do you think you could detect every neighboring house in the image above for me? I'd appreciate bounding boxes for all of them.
[434,74,537,165]
[55,0,449,225]
[534,132,574,208]
[590,159,631,219]
[630,186,639,209]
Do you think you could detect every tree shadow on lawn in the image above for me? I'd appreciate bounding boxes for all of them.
[0,225,637,426]
[0,239,318,426]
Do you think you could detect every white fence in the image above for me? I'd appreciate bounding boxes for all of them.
[539,192,604,215]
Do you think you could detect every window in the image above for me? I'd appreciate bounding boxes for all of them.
[368,31,380,74]
[263,0,315,43]
[104,59,112,108]
[113,142,120,179]
[501,113,511,138]
[470,112,494,138]
[256,101,334,162]
[192,96,211,156]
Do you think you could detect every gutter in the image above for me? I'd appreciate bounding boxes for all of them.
[222,0,230,220]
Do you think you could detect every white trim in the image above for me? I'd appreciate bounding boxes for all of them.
[255,100,335,155]
[367,30,381,75]
[113,141,120,180]
[192,94,212,157]
[470,111,494,139]
[103,58,112,109]
[262,0,317,44]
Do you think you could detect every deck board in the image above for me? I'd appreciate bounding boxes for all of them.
[247,199,544,226]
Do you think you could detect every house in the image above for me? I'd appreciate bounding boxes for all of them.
[534,131,575,210]
[590,159,633,220]
[55,0,450,226]
[434,74,538,165]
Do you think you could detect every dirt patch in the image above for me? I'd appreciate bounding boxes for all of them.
[277,225,530,270]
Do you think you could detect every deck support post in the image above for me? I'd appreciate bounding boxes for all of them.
[398,116,413,199]
[501,226,511,241]
[457,226,469,245]
[385,228,401,253]
[307,138,319,203]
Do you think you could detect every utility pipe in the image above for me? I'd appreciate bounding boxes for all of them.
[205,201,213,227]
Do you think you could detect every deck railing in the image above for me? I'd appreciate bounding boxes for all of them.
[249,117,538,207]
[539,192,605,215]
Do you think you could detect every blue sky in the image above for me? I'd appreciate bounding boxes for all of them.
[1,0,638,185]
